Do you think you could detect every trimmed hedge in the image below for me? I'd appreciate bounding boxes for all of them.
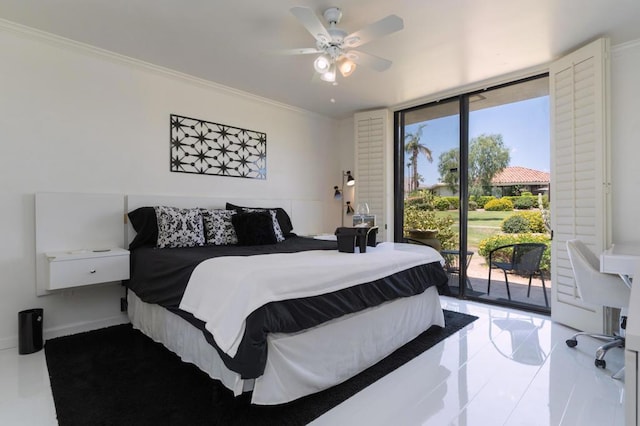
[478,233,551,272]
[501,211,546,233]
[472,195,495,209]
[434,198,451,211]
[442,197,460,209]
[501,215,529,233]
[484,198,514,211]
[513,196,536,210]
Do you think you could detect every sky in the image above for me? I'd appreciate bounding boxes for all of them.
[405,96,550,188]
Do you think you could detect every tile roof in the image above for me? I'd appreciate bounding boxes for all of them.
[491,166,550,185]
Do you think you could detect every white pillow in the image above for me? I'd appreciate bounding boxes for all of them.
[154,206,205,248]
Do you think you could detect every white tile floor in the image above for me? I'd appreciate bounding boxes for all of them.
[0,297,626,425]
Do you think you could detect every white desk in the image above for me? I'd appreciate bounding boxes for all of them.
[600,243,640,287]
[605,243,640,426]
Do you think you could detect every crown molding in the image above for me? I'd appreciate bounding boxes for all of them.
[0,18,333,121]
[612,38,640,54]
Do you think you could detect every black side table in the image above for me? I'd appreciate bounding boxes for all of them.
[440,249,474,290]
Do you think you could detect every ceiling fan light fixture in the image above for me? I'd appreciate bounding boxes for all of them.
[320,63,337,82]
[289,6,404,83]
[313,54,331,73]
[338,58,356,77]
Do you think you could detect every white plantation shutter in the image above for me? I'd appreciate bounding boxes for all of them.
[354,109,393,242]
[550,38,611,332]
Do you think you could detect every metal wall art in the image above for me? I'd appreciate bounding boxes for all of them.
[170,114,266,179]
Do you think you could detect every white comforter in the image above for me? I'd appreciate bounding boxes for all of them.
[179,242,443,357]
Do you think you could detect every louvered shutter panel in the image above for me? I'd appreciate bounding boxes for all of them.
[550,38,611,332]
[354,109,393,242]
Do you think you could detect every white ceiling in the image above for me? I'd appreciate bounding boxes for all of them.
[2,0,640,119]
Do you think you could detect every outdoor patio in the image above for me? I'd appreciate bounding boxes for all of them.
[444,252,550,311]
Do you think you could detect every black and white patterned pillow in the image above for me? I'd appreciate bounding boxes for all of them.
[201,209,238,245]
[240,208,285,242]
[154,206,205,248]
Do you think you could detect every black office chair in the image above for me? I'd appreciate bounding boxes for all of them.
[487,243,548,307]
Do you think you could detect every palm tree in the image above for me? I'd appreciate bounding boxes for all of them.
[404,124,433,192]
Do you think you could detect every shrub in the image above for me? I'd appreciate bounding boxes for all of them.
[501,215,529,233]
[501,211,546,233]
[484,198,514,211]
[443,197,459,209]
[405,197,422,207]
[413,202,432,211]
[474,196,495,209]
[403,205,457,249]
[468,200,478,211]
[513,196,535,210]
[405,190,436,210]
[434,197,451,211]
[538,193,549,209]
[517,211,546,233]
[478,233,551,272]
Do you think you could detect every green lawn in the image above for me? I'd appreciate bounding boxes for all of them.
[433,210,512,249]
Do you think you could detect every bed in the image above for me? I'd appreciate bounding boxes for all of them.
[124,197,448,405]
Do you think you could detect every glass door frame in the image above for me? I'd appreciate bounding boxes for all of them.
[393,96,471,298]
[393,74,551,315]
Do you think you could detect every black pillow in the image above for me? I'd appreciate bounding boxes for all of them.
[226,202,294,235]
[231,212,277,246]
[128,207,158,250]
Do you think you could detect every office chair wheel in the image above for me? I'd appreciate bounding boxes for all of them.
[566,339,578,348]
[595,359,606,369]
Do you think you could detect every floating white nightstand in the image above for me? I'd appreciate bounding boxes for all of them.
[45,248,130,290]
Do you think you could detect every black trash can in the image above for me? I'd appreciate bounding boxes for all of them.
[18,308,43,355]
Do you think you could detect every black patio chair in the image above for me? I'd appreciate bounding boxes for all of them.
[403,237,452,296]
[487,243,548,307]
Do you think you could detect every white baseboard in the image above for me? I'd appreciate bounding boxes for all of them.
[44,314,129,340]
[0,335,17,351]
[0,313,129,350]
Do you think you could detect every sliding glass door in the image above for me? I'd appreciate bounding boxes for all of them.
[395,75,551,313]
[397,100,463,294]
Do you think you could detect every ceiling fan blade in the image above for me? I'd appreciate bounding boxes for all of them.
[275,47,323,55]
[343,15,404,48]
[290,6,331,44]
[345,50,392,72]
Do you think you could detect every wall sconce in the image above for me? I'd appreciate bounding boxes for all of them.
[345,201,354,215]
[334,186,342,200]
[334,170,356,226]
[345,170,355,186]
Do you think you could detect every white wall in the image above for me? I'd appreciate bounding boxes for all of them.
[0,24,342,348]
[332,117,356,229]
[610,40,640,244]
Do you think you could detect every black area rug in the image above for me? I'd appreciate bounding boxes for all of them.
[45,310,477,426]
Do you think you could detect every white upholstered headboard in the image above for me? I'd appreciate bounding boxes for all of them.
[34,192,326,295]
[126,194,323,244]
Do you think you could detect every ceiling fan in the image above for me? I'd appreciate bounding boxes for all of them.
[286,6,404,83]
